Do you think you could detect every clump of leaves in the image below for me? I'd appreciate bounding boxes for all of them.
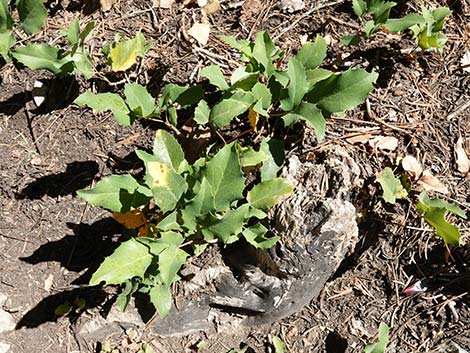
[77,130,293,317]
[363,322,390,353]
[10,19,95,78]
[377,166,467,245]
[342,0,451,50]
[0,0,48,60]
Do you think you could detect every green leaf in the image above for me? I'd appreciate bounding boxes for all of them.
[17,0,47,34]
[157,211,181,231]
[124,83,155,117]
[152,130,186,172]
[272,336,287,353]
[417,192,466,218]
[200,65,229,90]
[364,322,389,353]
[205,143,245,211]
[306,69,378,114]
[283,102,326,142]
[252,31,276,76]
[306,68,334,89]
[209,91,255,128]
[11,44,67,75]
[194,99,210,124]
[205,204,250,243]
[149,284,172,318]
[90,239,153,285]
[109,32,148,71]
[384,13,426,32]
[418,206,461,245]
[158,245,188,286]
[220,35,253,59]
[251,82,272,116]
[352,0,367,17]
[296,35,327,70]
[77,174,150,212]
[181,177,214,230]
[243,223,279,249]
[117,279,139,311]
[247,178,294,211]
[376,167,407,204]
[280,57,307,111]
[0,0,13,32]
[0,31,15,61]
[74,91,132,126]
[340,34,362,46]
[238,146,268,167]
[66,18,80,45]
[147,161,188,213]
[78,21,95,46]
[260,138,284,181]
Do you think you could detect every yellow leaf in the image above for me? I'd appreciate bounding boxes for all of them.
[148,161,170,188]
[109,32,148,72]
[248,105,259,130]
[113,209,148,229]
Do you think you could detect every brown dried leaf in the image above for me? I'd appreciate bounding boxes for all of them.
[418,170,449,194]
[401,155,423,179]
[188,22,210,46]
[248,105,259,130]
[345,133,371,144]
[202,0,220,15]
[455,136,470,174]
[369,136,398,151]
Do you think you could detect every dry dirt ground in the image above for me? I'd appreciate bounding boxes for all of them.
[1,0,470,352]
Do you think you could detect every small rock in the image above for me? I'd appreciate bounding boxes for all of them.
[0,342,10,353]
[0,310,15,333]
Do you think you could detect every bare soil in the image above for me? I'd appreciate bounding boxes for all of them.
[0,0,469,352]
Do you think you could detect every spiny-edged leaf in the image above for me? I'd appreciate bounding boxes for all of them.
[272,336,287,353]
[117,279,139,311]
[0,0,13,32]
[352,0,367,17]
[416,205,462,245]
[280,57,307,111]
[384,13,426,32]
[296,35,327,70]
[149,284,172,318]
[247,178,294,210]
[209,91,255,128]
[306,68,334,90]
[152,130,186,172]
[364,322,390,353]
[194,99,210,124]
[124,83,155,117]
[306,69,378,114]
[252,31,276,76]
[0,31,15,61]
[17,0,47,34]
[205,142,245,211]
[11,44,68,75]
[90,238,153,285]
[243,223,279,249]
[109,32,148,71]
[376,167,407,204]
[260,138,285,181]
[158,245,188,286]
[283,102,326,142]
[416,191,467,218]
[77,174,150,212]
[238,145,268,167]
[205,204,250,243]
[200,65,229,90]
[74,91,132,126]
[148,161,188,213]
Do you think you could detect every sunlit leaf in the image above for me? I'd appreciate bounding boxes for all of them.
[296,35,327,70]
[247,178,294,210]
[158,245,188,286]
[0,31,15,61]
[74,91,132,126]
[283,102,326,142]
[152,130,186,172]
[209,91,255,128]
[109,32,148,71]
[149,284,172,318]
[194,99,210,124]
[376,167,407,204]
[243,223,279,249]
[17,0,47,34]
[124,83,155,117]
[272,336,287,353]
[0,0,13,32]
[200,64,229,90]
[11,44,67,75]
[260,138,285,181]
[280,57,307,111]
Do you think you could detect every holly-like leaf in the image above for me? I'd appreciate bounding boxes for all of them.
[124,83,155,117]
[74,91,132,126]
[296,35,327,70]
[194,99,210,124]
[376,167,407,204]
[205,143,245,211]
[243,223,279,249]
[152,129,186,172]
[11,44,68,75]
[147,161,188,213]
[17,0,47,35]
[158,245,188,286]
[247,178,294,211]
[205,204,250,243]
[77,174,151,212]
[260,138,285,181]
[209,91,255,128]
[307,69,378,114]
[280,57,307,111]
[181,177,214,230]
[200,65,229,90]
[283,102,326,142]
[90,238,153,285]
[109,32,148,72]
[149,284,172,318]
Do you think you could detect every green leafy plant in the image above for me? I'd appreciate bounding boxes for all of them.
[77,129,293,317]
[75,31,377,141]
[363,322,390,353]
[342,1,451,50]
[11,19,95,78]
[271,336,287,353]
[377,167,467,245]
[0,0,48,60]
